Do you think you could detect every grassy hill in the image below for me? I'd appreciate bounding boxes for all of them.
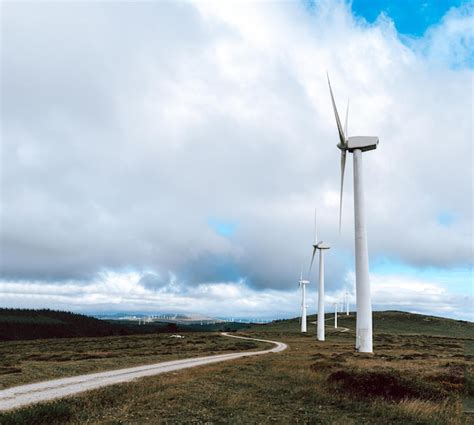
[267,310,473,339]
[0,310,472,424]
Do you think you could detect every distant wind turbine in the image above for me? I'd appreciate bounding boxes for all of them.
[299,272,309,333]
[345,291,350,316]
[308,209,330,341]
[327,75,379,353]
[333,302,338,329]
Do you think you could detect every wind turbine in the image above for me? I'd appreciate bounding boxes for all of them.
[327,75,379,353]
[345,291,350,316]
[333,302,338,329]
[308,209,330,342]
[299,272,309,333]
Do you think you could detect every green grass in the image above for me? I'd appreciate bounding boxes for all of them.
[267,310,474,339]
[372,310,473,338]
[0,311,472,424]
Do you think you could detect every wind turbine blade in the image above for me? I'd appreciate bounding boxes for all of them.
[344,99,349,138]
[308,247,317,275]
[339,150,346,233]
[327,74,346,146]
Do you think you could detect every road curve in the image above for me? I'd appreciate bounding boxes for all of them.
[309,323,350,333]
[0,333,287,412]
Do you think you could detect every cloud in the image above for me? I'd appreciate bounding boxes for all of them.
[208,218,237,237]
[0,1,472,318]
[418,1,474,67]
[1,269,471,321]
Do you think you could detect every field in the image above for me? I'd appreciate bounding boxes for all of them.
[0,311,472,424]
[0,333,267,390]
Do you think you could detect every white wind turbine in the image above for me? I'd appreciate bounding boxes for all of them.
[345,291,350,316]
[308,210,330,342]
[333,302,338,329]
[299,272,309,333]
[327,75,379,353]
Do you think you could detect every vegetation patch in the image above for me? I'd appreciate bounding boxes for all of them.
[425,363,466,394]
[228,341,258,350]
[398,352,434,360]
[0,308,187,341]
[310,359,344,372]
[0,367,21,375]
[328,367,445,401]
[0,401,72,425]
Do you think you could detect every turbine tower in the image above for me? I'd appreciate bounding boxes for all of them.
[345,291,350,316]
[334,302,338,329]
[327,75,379,353]
[299,273,309,333]
[308,209,330,342]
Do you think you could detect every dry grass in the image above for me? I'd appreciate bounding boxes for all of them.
[0,332,267,390]
[0,313,472,424]
[396,399,461,423]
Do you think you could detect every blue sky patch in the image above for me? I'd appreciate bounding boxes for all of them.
[350,0,466,36]
[372,257,472,295]
[208,218,237,237]
[303,0,467,36]
[437,211,457,226]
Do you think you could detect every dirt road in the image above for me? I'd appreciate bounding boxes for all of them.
[0,333,287,411]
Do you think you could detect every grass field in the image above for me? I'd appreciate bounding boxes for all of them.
[0,333,268,390]
[0,311,472,424]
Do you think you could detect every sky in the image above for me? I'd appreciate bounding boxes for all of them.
[1,0,473,321]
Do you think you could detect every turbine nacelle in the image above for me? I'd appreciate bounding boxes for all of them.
[337,137,378,152]
[347,136,379,152]
[309,211,331,276]
[328,74,380,232]
[299,279,310,287]
[313,242,330,250]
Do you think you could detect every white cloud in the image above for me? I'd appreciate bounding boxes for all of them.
[0,0,472,318]
[418,2,474,67]
[0,271,298,318]
[1,269,471,321]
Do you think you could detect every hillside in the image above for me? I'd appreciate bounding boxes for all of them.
[0,309,252,341]
[265,310,473,339]
[0,309,168,341]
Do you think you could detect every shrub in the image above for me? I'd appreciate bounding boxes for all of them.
[327,368,445,401]
[0,401,72,425]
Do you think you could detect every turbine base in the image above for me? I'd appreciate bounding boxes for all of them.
[356,327,373,353]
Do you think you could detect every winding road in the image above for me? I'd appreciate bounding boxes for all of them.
[310,316,351,333]
[0,333,287,412]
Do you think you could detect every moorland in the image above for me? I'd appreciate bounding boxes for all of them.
[0,310,472,424]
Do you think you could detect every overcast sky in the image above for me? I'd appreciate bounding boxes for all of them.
[1,0,472,320]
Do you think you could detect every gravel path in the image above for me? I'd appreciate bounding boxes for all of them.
[0,333,287,411]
